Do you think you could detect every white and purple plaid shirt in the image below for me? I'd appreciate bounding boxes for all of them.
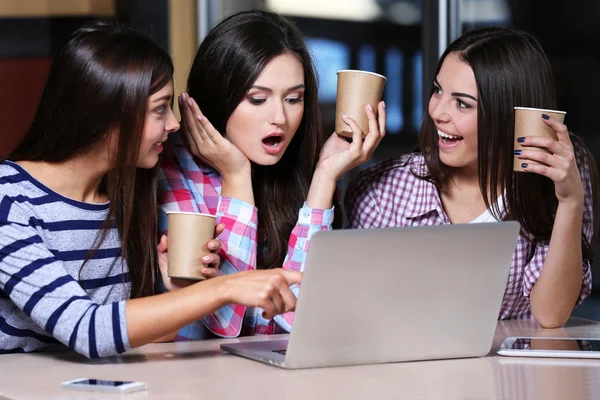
[344,153,593,320]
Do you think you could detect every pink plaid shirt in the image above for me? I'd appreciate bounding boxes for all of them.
[345,153,593,320]
[157,134,334,340]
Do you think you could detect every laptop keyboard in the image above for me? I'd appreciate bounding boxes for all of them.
[271,349,287,355]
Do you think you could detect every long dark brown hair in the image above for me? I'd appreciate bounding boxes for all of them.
[9,22,173,298]
[418,27,599,259]
[187,10,341,269]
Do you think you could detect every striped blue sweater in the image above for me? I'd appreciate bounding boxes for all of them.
[0,161,131,358]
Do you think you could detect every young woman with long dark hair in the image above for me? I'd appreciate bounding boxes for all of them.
[158,10,386,338]
[345,27,599,328]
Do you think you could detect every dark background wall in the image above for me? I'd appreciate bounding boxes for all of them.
[0,0,169,158]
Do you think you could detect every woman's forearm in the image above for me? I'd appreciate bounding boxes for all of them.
[530,201,584,328]
[153,330,179,343]
[126,278,228,348]
[306,172,336,209]
[221,170,255,205]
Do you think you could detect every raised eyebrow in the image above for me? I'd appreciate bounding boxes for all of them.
[251,85,272,92]
[250,84,305,92]
[451,92,478,102]
[287,84,305,91]
[153,94,172,103]
[434,78,477,101]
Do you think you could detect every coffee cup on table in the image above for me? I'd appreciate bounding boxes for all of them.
[513,107,566,172]
[335,70,387,138]
[167,211,217,280]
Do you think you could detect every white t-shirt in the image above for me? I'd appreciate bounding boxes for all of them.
[470,195,505,224]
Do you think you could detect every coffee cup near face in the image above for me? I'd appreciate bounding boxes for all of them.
[513,107,566,172]
[166,211,217,280]
[335,70,387,138]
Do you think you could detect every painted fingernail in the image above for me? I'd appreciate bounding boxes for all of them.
[517,137,525,143]
[542,114,550,120]
[521,163,528,168]
[367,104,373,112]
[513,150,521,155]
[202,256,210,262]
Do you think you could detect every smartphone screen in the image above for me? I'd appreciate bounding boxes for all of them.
[71,379,133,387]
[508,338,600,351]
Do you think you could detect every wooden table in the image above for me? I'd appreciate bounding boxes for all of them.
[1,318,600,399]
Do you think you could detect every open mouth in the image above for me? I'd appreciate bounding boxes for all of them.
[437,129,464,144]
[262,136,283,147]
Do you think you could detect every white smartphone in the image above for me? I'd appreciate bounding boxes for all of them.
[61,378,147,394]
[498,336,600,359]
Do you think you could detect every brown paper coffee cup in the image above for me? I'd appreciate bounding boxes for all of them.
[167,212,217,280]
[335,70,387,138]
[514,107,566,172]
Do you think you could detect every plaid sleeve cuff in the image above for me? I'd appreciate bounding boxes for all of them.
[523,245,592,306]
[217,196,258,229]
[522,245,546,298]
[297,202,335,226]
[577,259,593,306]
[174,320,209,341]
[273,283,300,333]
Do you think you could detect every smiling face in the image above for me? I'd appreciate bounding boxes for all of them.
[428,52,479,170]
[224,52,305,166]
[137,80,180,169]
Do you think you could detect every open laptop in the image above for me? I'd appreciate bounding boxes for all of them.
[221,222,520,369]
